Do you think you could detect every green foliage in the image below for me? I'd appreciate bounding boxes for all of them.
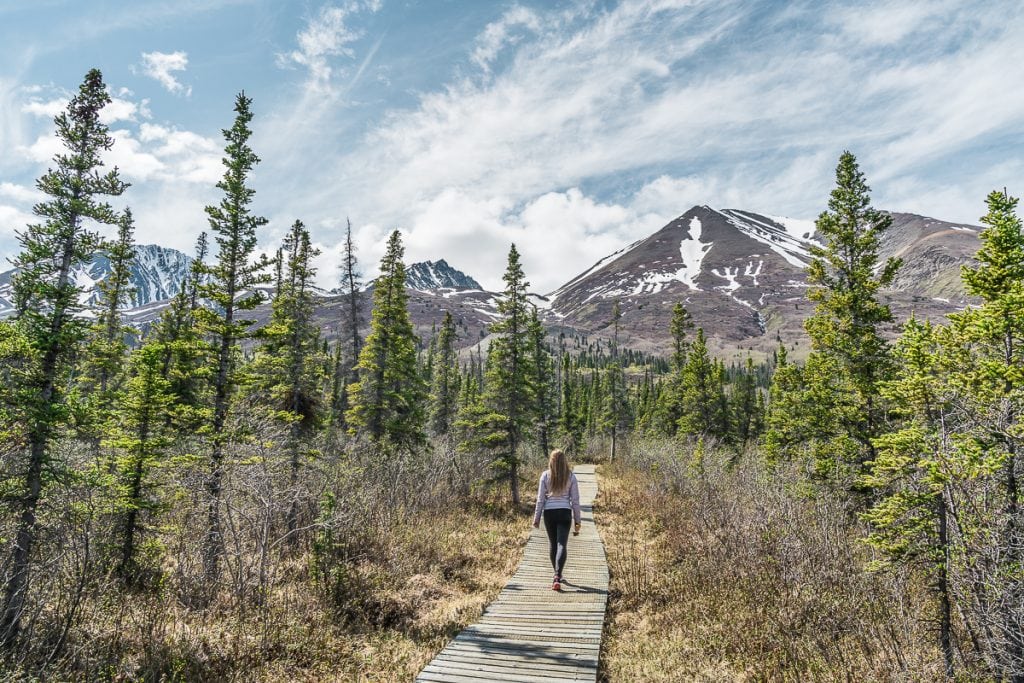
[152,232,211,430]
[195,91,272,581]
[767,151,898,484]
[429,311,460,437]
[677,328,728,439]
[1,68,128,644]
[346,230,427,449]
[469,245,535,502]
[105,342,175,582]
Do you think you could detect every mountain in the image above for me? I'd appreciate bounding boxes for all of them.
[406,259,482,291]
[0,207,980,360]
[545,205,980,359]
[0,244,194,318]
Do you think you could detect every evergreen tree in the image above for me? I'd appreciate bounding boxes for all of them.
[1,69,128,645]
[529,307,555,458]
[600,301,628,460]
[948,190,1024,672]
[480,244,534,505]
[651,303,692,435]
[81,209,136,397]
[678,328,727,438]
[346,230,426,449]
[862,317,956,675]
[195,92,272,583]
[732,357,761,447]
[331,218,362,425]
[154,232,209,430]
[429,311,459,437]
[801,151,900,481]
[251,220,324,538]
[108,342,174,584]
[76,210,137,461]
[559,354,586,454]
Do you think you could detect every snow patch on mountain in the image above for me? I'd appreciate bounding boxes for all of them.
[678,216,711,290]
[718,209,814,268]
[744,259,764,286]
[548,237,645,300]
[764,214,817,241]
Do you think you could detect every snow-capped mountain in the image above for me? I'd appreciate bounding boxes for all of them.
[545,205,980,357]
[406,259,482,291]
[0,244,194,317]
[0,206,980,359]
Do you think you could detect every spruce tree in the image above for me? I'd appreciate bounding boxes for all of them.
[480,245,535,505]
[677,328,727,438]
[1,69,128,645]
[82,209,136,397]
[949,190,1024,672]
[76,209,137,461]
[251,220,323,538]
[732,357,761,447]
[108,342,174,584]
[600,301,628,460]
[429,311,459,437]
[346,230,426,449]
[331,218,362,425]
[802,151,899,480]
[195,92,272,583]
[862,317,956,675]
[529,307,555,459]
[651,302,692,435]
[154,232,209,430]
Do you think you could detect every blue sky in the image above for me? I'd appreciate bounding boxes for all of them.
[1,0,1022,292]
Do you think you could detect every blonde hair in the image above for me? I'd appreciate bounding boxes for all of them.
[548,449,571,495]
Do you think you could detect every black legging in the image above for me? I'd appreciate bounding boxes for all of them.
[543,508,572,577]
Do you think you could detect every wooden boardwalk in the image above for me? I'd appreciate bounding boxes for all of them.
[416,464,608,682]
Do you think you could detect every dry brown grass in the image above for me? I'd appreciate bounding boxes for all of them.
[4,432,536,683]
[3,484,529,682]
[595,439,947,682]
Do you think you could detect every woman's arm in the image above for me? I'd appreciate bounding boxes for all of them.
[532,472,547,526]
[570,474,581,527]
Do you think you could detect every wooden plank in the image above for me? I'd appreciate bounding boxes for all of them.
[415,464,607,683]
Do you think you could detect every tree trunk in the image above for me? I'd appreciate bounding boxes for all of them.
[937,490,953,678]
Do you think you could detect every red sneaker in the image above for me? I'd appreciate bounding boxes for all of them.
[552,575,561,591]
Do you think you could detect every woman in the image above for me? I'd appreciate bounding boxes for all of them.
[532,449,581,591]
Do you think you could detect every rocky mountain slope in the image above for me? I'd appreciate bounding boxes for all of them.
[0,244,194,318]
[406,259,482,291]
[544,205,980,358]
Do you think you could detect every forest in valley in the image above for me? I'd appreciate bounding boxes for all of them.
[0,69,1022,681]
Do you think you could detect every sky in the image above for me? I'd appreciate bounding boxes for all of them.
[0,0,1022,293]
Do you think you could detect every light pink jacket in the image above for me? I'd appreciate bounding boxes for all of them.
[533,470,581,526]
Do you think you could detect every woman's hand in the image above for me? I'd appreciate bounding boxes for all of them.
[573,523,581,536]
[532,520,539,529]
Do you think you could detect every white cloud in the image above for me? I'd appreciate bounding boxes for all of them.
[0,182,42,204]
[265,0,1022,293]
[101,95,151,123]
[0,203,36,241]
[471,6,541,73]
[21,97,66,118]
[831,0,954,46]
[276,1,382,92]
[138,51,192,96]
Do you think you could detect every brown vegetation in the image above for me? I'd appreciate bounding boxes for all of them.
[1,440,528,682]
[596,437,950,682]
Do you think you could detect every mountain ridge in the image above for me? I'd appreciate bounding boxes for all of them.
[0,205,981,359]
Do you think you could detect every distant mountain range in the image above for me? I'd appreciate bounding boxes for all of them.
[0,205,982,360]
[0,244,195,318]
